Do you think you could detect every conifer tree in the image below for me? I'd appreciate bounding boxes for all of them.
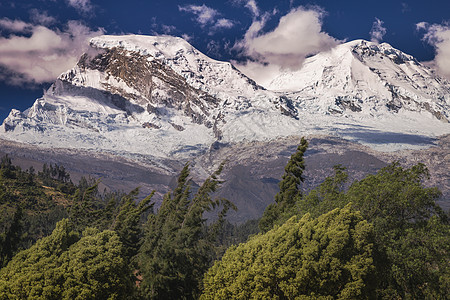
[69,179,102,231]
[138,163,235,299]
[259,137,308,232]
[0,205,23,267]
[111,188,155,260]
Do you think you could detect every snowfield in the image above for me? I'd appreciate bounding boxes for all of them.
[1,35,449,159]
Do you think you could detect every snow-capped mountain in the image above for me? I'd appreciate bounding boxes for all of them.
[1,35,449,160]
[267,40,450,121]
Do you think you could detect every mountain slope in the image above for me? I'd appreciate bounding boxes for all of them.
[267,40,450,120]
[0,35,449,160]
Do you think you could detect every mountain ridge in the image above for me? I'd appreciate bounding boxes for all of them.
[1,34,449,160]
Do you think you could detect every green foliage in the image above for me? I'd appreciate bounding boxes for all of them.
[0,155,73,262]
[297,164,349,218]
[37,163,74,194]
[291,161,449,298]
[0,205,23,268]
[202,205,379,299]
[383,216,450,299]
[344,163,448,299]
[68,179,156,265]
[212,219,260,256]
[346,162,443,230]
[0,219,134,299]
[138,163,235,299]
[68,178,105,231]
[111,188,155,260]
[259,137,308,232]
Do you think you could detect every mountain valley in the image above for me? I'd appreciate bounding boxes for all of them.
[1,34,449,221]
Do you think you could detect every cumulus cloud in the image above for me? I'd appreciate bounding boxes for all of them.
[417,22,450,79]
[370,18,387,43]
[179,4,219,26]
[0,19,104,85]
[67,0,94,13]
[0,18,32,33]
[161,24,177,34]
[179,4,234,34]
[233,6,340,87]
[29,9,57,26]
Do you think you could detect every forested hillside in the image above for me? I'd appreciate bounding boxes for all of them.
[0,138,448,299]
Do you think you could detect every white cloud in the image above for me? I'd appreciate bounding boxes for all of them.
[232,0,260,18]
[67,0,93,14]
[401,2,411,13]
[417,22,450,79]
[244,0,260,18]
[181,33,193,42]
[179,4,219,26]
[29,9,57,26]
[0,18,32,33]
[179,4,235,34]
[161,24,177,34]
[416,22,428,31]
[213,18,235,30]
[206,40,221,57]
[233,6,339,87]
[370,18,386,43]
[0,19,104,85]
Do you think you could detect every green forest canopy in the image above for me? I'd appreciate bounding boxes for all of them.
[0,138,449,299]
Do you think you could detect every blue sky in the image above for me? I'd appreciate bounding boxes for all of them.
[1,0,450,121]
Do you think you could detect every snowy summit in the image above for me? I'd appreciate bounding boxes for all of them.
[1,35,449,159]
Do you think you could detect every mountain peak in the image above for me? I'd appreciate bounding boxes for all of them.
[1,36,448,157]
[266,39,449,122]
[90,34,208,63]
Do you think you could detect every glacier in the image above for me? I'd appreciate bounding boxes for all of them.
[1,35,449,161]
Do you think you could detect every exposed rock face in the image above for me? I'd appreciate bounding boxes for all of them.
[1,35,449,158]
[1,134,447,223]
[73,48,220,128]
[268,40,450,121]
[0,35,448,222]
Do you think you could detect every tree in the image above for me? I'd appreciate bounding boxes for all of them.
[60,227,135,299]
[0,205,23,267]
[111,188,155,260]
[297,164,348,218]
[346,162,443,231]
[0,219,134,299]
[0,155,15,179]
[259,137,308,232]
[68,179,103,231]
[293,161,449,298]
[202,205,380,299]
[345,162,448,298]
[138,163,235,299]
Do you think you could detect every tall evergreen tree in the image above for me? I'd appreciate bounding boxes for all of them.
[111,188,155,261]
[69,180,101,231]
[138,163,235,299]
[259,137,308,232]
[0,205,23,267]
